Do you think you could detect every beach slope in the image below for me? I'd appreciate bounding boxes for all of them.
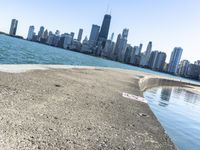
[0,65,193,150]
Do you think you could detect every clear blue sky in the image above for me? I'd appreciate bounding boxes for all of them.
[0,0,199,62]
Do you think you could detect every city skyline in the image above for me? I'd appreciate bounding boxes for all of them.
[4,14,199,80]
[0,0,200,63]
[1,14,200,80]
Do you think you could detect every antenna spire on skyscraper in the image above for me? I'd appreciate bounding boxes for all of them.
[106,0,112,15]
[106,4,110,14]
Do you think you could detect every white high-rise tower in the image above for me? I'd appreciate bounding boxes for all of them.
[27,26,35,40]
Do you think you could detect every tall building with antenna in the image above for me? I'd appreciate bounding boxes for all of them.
[97,14,111,49]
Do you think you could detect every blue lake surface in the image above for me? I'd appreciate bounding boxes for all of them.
[0,34,199,85]
[144,87,200,150]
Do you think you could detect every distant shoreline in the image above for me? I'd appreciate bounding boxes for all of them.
[0,34,199,83]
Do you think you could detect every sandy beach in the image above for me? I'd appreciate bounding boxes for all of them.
[0,65,198,150]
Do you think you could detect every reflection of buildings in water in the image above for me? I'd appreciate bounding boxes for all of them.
[151,88,158,96]
[158,101,169,107]
[159,88,172,107]
[184,90,200,104]
[173,88,183,99]
[174,88,183,94]
[161,88,172,101]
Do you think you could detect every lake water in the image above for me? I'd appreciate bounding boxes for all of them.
[0,34,199,85]
[144,87,200,150]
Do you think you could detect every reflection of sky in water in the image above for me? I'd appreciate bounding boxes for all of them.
[144,87,200,150]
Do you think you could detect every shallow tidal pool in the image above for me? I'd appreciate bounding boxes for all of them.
[144,87,200,150]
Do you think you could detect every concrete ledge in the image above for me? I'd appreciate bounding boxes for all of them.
[139,76,199,92]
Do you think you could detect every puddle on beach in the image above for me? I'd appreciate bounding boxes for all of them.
[144,87,200,150]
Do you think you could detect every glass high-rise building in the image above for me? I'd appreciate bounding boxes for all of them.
[178,60,190,77]
[156,52,167,71]
[37,26,45,41]
[148,51,166,71]
[168,47,183,74]
[98,14,111,48]
[77,29,83,42]
[27,26,35,40]
[112,34,121,59]
[117,28,129,62]
[89,24,100,48]
[145,41,152,57]
[9,19,18,36]
[148,51,159,69]
[195,60,200,66]
[140,41,152,67]
[43,29,49,40]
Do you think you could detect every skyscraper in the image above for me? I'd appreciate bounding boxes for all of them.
[140,41,152,67]
[194,60,200,66]
[110,32,114,41]
[38,29,49,43]
[63,34,73,49]
[153,52,166,71]
[130,46,141,65]
[81,36,93,54]
[52,30,60,46]
[77,29,83,42]
[186,64,200,79]
[46,31,54,45]
[55,30,60,36]
[145,41,152,56]
[27,26,35,40]
[43,29,49,40]
[148,51,166,71]
[89,24,100,48]
[98,14,111,48]
[38,26,45,41]
[122,28,129,40]
[124,45,134,64]
[112,34,121,60]
[57,33,67,48]
[168,47,183,74]
[139,44,143,53]
[148,51,159,69]
[178,60,190,77]
[101,33,115,58]
[9,19,18,36]
[70,32,75,40]
[114,28,129,62]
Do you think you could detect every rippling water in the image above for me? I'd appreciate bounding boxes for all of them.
[0,34,199,85]
[144,87,200,150]
[0,34,148,68]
